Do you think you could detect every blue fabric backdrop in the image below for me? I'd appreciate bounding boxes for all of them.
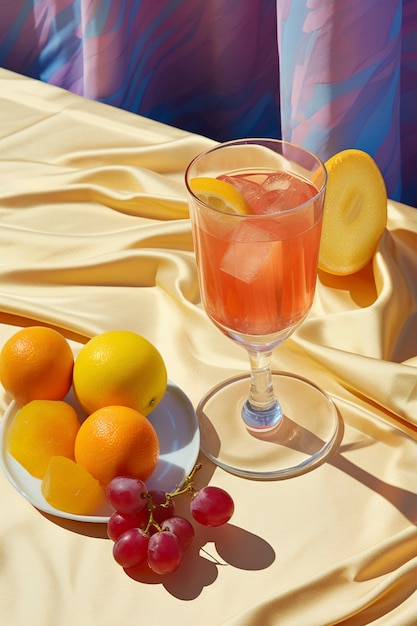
[1,0,416,206]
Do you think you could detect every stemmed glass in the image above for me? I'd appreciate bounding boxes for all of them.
[185,139,341,479]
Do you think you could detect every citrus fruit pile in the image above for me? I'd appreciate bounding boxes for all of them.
[0,326,167,515]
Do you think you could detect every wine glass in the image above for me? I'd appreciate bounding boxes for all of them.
[185,139,341,479]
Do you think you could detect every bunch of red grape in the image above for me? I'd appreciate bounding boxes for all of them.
[106,464,234,575]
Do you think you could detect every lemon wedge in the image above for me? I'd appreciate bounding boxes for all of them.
[319,149,387,276]
[189,177,250,214]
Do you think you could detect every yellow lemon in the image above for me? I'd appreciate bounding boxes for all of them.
[189,177,249,214]
[72,330,167,416]
[319,149,387,275]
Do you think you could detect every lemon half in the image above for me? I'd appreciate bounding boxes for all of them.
[319,149,387,275]
[189,177,249,214]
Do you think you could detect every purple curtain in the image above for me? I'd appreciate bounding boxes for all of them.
[1,0,416,206]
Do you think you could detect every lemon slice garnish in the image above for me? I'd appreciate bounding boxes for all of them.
[189,177,250,214]
[319,149,387,276]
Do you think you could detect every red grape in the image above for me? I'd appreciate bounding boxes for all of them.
[147,531,182,575]
[148,489,175,524]
[161,516,195,550]
[112,528,149,568]
[190,486,234,527]
[107,509,149,542]
[107,467,237,576]
[106,476,148,515]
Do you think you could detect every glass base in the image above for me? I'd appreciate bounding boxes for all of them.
[196,372,343,480]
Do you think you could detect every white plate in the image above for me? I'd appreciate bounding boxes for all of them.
[0,381,200,524]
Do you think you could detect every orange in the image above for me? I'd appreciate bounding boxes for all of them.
[0,326,74,405]
[74,405,159,486]
[73,330,167,417]
[41,456,105,515]
[319,149,387,275]
[7,400,80,478]
[189,177,250,214]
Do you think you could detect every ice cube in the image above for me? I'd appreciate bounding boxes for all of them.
[254,172,317,214]
[220,222,273,283]
[254,189,294,214]
[262,172,292,192]
[218,174,265,211]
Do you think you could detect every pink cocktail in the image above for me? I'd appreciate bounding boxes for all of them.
[185,139,340,479]
[195,170,321,342]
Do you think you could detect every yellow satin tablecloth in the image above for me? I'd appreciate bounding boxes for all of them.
[1,69,417,626]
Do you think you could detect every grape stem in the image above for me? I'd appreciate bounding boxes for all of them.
[143,463,202,534]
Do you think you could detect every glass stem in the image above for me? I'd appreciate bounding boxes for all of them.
[241,350,283,431]
[247,350,276,411]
